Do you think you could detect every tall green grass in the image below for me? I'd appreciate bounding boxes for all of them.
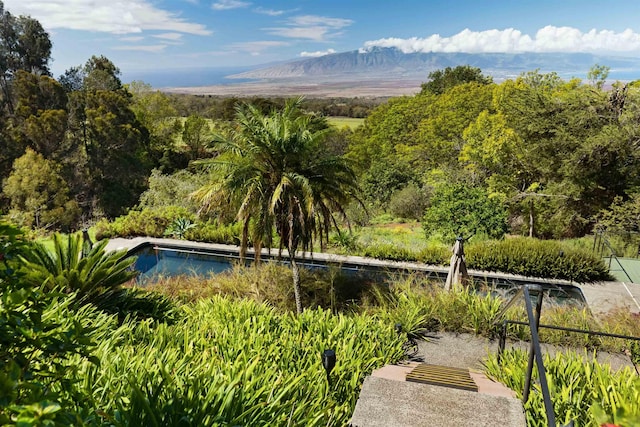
[484,349,640,426]
[73,297,405,425]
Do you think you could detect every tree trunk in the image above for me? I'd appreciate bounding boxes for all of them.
[291,256,303,314]
[240,219,249,261]
[529,198,535,238]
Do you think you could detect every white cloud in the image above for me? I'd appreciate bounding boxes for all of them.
[361,26,640,54]
[300,48,336,57]
[212,0,251,11]
[231,40,290,55]
[119,36,145,42]
[3,0,212,35]
[265,14,353,41]
[112,44,168,52]
[153,32,184,41]
[254,7,285,16]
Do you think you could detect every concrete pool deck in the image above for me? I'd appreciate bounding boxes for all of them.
[108,236,640,314]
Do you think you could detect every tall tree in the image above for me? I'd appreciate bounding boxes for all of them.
[193,98,360,313]
[2,148,79,229]
[421,65,493,96]
[181,114,211,160]
[0,1,52,113]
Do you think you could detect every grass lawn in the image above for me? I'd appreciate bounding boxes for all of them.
[327,116,365,130]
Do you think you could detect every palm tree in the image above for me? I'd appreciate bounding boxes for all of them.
[20,232,138,308]
[192,97,360,313]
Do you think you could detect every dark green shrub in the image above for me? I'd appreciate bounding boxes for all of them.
[361,159,415,207]
[361,243,414,261]
[415,245,450,265]
[466,237,613,282]
[388,183,430,220]
[0,222,97,424]
[20,232,138,308]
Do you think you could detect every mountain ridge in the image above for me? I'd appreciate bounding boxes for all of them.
[228,47,640,82]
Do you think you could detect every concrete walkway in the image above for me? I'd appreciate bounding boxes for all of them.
[350,333,527,427]
[350,375,526,427]
[350,332,636,426]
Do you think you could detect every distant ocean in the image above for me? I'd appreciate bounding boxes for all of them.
[122,66,257,89]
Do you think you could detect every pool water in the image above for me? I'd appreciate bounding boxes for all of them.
[133,245,238,281]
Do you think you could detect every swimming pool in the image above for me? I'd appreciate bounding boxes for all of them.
[127,241,587,306]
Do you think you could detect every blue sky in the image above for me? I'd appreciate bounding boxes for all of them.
[6,0,640,77]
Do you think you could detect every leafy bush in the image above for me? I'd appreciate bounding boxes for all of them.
[415,245,450,265]
[361,159,415,207]
[361,243,414,261]
[423,183,508,241]
[164,217,196,239]
[94,206,195,239]
[138,169,209,214]
[184,220,242,245]
[0,222,97,425]
[388,183,430,220]
[20,232,138,309]
[94,208,243,245]
[484,349,640,427]
[466,237,613,282]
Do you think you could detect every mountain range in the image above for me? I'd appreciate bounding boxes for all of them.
[227,47,640,82]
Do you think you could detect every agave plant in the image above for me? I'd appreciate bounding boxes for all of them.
[20,232,138,308]
[164,217,196,239]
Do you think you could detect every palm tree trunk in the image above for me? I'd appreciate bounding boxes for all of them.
[291,256,303,314]
[240,219,249,261]
[529,198,535,238]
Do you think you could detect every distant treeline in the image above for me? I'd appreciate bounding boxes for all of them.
[167,94,386,119]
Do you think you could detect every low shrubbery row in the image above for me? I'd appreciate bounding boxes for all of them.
[357,237,612,283]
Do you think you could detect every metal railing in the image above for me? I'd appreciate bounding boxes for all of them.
[494,283,640,427]
[493,284,565,427]
[593,228,634,282]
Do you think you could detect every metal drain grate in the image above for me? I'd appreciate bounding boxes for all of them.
[406,364,478,392]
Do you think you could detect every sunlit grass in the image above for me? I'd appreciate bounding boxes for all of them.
[327,116,364,130]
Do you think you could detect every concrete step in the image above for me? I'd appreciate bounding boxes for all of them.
[350,371,526,427]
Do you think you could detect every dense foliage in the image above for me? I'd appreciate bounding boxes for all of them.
[350,68,640,239]
[2,223,638,425]
[0,222,98,424]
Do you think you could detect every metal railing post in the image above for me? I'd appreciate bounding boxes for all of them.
[522,285,556,427]
[522,284,543,404]
[497,319,507,364]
